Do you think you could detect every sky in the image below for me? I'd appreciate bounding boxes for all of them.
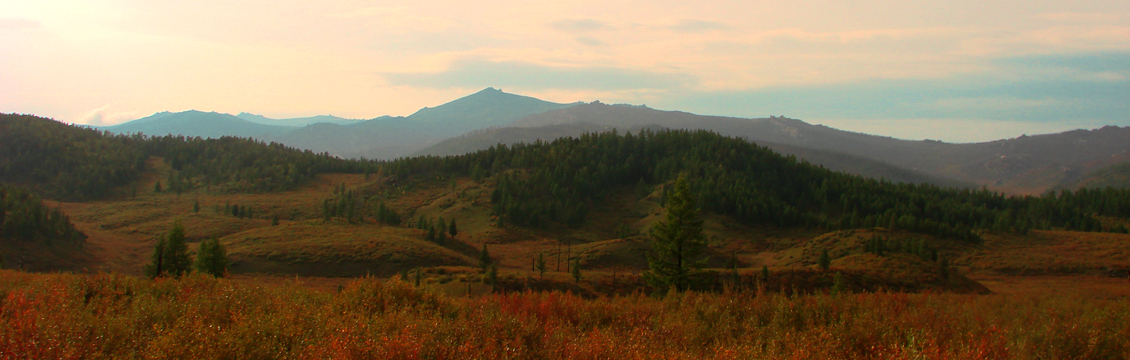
[1,0,1127,142]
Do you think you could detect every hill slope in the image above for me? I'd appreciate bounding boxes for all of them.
[271,88,580,159]
[429,102,1129,193]
[104,111,297,139]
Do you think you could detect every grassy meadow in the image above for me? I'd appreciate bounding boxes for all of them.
[6,157,1129,359]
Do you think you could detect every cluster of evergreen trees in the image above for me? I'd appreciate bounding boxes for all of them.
[144,221,228,278]
[383,129,1130,240]
[416,216,457,245]
[322,184,364,222]
[0,184,86,244]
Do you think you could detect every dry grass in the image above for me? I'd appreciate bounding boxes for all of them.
[2,270,1128,359]
[958,230,1130,275]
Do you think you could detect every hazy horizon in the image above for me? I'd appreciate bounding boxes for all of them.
[2,0,1127,142]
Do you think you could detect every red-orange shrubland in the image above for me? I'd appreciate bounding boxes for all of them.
[0,270,1127,359]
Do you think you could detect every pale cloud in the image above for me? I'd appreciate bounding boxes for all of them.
[79,104,138,126]
[383,59,693,91]
[551,19,611,33]
[669,20,730,33]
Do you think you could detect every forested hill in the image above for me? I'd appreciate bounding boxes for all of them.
[0,114,147,200]
[0,114,371,200]
[386,129,1130,241]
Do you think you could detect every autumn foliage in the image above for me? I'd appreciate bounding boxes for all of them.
[1,270,1127,359]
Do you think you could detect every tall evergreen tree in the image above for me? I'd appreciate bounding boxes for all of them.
[486,264,498,291]
[536,252,546,278]
[818,249,831,270]
[479,243,492,272]
[143,238,167,279]
[162,221,192,277]
[193,235,229,277]
[571,257,582,285]
[645,177,707,292]
[449,218,458,238]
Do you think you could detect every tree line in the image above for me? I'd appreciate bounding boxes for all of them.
[0,184,86,245]
[382,129,1130,241]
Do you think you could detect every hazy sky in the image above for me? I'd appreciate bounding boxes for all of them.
[1,0,1127,142]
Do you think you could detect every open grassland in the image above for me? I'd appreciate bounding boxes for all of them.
[1,270,1128,359]
[958,230,1130,276]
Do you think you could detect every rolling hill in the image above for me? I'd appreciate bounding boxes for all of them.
[103,110,297,139]
[420,101,1130,194]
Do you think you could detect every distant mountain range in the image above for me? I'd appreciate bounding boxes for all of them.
[99,88,1130,194]
[235,113,364,127]
[103,111,296,139]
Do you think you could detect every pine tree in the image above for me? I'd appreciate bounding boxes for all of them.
[479,243,491,272]
[143,238,166,279]
[154,180,162,194]
[193,235,228,277]
[727,252,739,285]
[536,252,546,278]
[571,257,582,285]
[486,264,498,291]
[426,225,436,242]
[162,221,192,277]
[645,177,707,291]
[831,272,845,295]
[449,218,458,238]
[818,249,831,270]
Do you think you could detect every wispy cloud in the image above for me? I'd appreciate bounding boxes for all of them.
[79,104,138,126]
[669,20,729,33]
[384,59,694,91]
[551,19,611,33]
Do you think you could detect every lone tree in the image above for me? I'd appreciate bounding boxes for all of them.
[818,249,831,270]
[645,177,707,292]
[571,257,582,285]
[144,238,167,278]
[193,235,229,277]
[449,218,458,238]
[479,243,492,272]
[536,252,546,278]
